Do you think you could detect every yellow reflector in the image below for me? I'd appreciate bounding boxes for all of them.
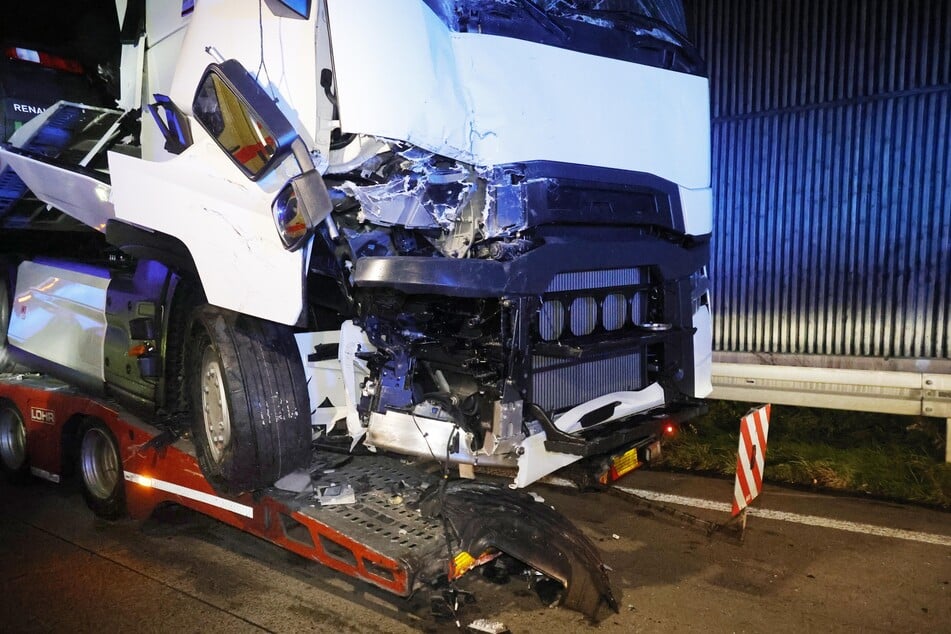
[452,551,476,576]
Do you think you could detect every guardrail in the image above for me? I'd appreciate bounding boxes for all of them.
[710,355,951,463]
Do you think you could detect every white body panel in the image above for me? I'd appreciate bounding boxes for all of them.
[0,151,113,230]
[327,0,711,191]
[108,139,306,325]
[680,187,714,236]
[692,304,713,397]
[165,0,323,157]
[553,384,666,434]
[295,330,349,430]
[117,34,146,111]
[8,261,110,383]
[100,0,325,324]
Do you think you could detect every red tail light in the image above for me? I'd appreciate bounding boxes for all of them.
[5,47,83,74]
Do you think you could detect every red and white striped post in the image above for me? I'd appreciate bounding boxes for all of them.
[731,404,771,518]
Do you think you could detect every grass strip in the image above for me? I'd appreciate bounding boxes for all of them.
[662,401,951,508]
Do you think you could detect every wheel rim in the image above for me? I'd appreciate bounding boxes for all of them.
[200,345,231,463]
[0,407,26,471]
[80,427,119,500]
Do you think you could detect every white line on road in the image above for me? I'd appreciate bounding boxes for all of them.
[617,487,951,547]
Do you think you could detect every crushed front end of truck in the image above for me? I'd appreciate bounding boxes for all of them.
[0,0,711,487]
[0,0,713,621]
[319,153,713,485]
[307,0,714,485]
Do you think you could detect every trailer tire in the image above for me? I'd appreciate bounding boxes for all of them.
[78,419,127,519]
[0,400,29,483]
[187,305,311,495]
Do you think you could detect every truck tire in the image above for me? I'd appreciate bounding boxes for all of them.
[78,419,127,519]
[186,305,311,495]
[0,400,29,483]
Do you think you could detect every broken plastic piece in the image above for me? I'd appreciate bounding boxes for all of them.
[318,483,356,505]
[274,469,313,493]
[467,619,510,634]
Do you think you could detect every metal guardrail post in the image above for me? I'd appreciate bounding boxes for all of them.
[946,419,950,464]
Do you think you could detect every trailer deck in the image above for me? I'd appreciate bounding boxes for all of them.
[0,372,618,621]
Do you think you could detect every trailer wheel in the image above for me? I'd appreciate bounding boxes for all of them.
[0,401,29,482]
[78,419,127,519]
[187,305,311,495]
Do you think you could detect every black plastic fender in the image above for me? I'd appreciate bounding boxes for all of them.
[418,480,618,621]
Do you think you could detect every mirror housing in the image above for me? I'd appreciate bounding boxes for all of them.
[272,170,333,251]
[192,60,298,180]
[264,0,311,19]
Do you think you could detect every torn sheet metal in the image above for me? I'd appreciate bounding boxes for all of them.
[364,410,517,469]
[418,480,619,621]
[333,144,484,257]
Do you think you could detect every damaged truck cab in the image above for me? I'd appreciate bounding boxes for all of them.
[0,0,711,494]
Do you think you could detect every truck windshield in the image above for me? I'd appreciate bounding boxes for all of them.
[422,0,700,76]
[538,0,687,36]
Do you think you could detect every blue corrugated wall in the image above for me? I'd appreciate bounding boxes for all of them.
[684,0,951,359]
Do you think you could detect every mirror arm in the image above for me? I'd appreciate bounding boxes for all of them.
[290,137,315,173]
[287,136,338,237]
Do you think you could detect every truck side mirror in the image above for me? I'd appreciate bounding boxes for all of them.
[192,60,298,181]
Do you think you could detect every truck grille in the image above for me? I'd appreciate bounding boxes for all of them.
[537,268,648,341]
[531,268,649,412]
[532,353,644,412]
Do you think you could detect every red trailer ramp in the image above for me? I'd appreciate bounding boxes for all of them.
[0,373,618,620]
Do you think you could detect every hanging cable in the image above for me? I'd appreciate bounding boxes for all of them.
[256,0,277,100]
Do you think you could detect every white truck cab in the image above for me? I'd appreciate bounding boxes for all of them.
[0,0,712,494]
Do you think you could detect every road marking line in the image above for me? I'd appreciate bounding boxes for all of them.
[617,487,951,547]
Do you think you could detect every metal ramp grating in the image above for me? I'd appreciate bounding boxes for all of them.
[278,455,446,557]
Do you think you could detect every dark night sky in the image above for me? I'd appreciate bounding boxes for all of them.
[1,0,120,66]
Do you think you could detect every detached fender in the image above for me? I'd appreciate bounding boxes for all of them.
[419,480,618,621]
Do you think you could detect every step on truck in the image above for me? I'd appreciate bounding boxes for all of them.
[0,0,712,617]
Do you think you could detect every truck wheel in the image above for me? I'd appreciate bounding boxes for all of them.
[78,419,127,519]
[0,401,29,482]
[187,305,311,495]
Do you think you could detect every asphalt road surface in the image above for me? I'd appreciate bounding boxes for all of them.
[1,468,948,633]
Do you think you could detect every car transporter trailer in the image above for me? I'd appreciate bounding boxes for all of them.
[0,372,657,622]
